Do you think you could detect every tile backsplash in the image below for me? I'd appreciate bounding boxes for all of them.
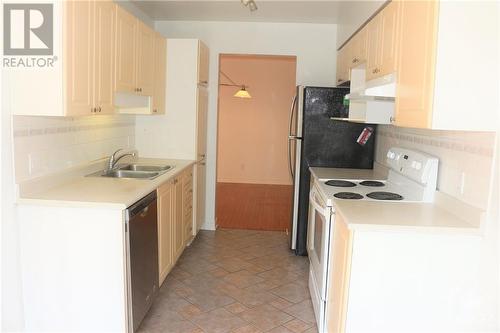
[13,115,135,182]
[376,125,497,210]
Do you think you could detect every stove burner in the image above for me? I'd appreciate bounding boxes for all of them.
[325,180,357,187]
[359,180,385,187]
[334,192,364,200]
[366,191,404,201]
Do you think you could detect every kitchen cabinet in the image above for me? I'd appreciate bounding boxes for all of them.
[394,0,438,128]
[335,46,350,86]
[136,39,209,234]
[348,28,367,68]
[115,6,155,96]
[324,208,486,332]
[366,1,399,81]
[135,21,155,96]
[173,175,184,262]
[157,167,194,285]
[157,179,174,285]
[182,169,194,244]
[326,212,353,333]
[114,5,137,94]
[198,41,209,85]
[152,33,167,114]
[65,0,115,116]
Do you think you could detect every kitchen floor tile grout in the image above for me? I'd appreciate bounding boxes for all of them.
[139,229,316,333]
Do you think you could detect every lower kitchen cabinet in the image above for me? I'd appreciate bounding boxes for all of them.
[326,213,353,333]
[157,166,194,285]
[324,210,485,332]
[157,179,174,285]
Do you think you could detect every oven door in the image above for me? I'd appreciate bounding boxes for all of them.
[307,184,333,300]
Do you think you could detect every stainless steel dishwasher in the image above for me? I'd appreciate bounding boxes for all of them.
[125,191,159,332]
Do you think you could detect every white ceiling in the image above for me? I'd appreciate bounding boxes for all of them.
[130,0,343,24]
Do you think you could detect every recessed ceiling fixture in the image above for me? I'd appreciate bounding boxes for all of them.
[241,0,258,12]
[219,71,252,99]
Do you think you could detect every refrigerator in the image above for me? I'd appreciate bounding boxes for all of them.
[288,86,376,255]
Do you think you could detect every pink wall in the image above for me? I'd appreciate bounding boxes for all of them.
[217,55,297,185]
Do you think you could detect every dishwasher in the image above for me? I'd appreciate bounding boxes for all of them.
[125,191,159,332]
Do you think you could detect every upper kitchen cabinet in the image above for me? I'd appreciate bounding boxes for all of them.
[114,5,137,94]
[348,28,367,68]
[152,33,167,114]
[115,6,155,96]
[135,21,156,96]
[9,1,115,116]
[336,46,350,86]
[198,41,209,85]
[366,1,399,81]
[93,0,116,114]
[395,0,497,131]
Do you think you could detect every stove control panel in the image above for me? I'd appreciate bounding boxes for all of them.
[386,147,439,185]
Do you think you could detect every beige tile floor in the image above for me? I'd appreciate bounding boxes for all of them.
[139,229,317,333]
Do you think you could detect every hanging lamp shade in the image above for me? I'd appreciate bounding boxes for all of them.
[234,86,251,98]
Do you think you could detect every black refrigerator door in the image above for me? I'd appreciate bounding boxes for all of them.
[293,86,376,256]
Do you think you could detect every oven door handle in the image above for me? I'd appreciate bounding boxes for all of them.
[309,189,332,218]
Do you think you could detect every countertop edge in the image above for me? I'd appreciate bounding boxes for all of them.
[16,158,196,210]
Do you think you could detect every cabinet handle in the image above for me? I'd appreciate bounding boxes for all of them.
[139,88,142,92]
[98,106,102,113]
[390,116,396,123]
[91,107,95,113]
[153,109,157,113]
[337,79,342,82]
[352,58,358,63]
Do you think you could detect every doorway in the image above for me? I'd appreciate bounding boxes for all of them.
[216,54,297,231]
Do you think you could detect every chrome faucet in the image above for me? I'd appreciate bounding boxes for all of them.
[108,149,136,171]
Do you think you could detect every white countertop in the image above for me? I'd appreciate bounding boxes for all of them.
[309,166,483,234]
[17,157,195,210]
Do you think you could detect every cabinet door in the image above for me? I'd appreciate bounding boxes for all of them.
[64,0,94,116]
[196,88,208,160]
[173,177,184,261]
[152,34,166,114]
[115,5,137,93]
[335,46,349,85]
[94,0,115,114]
[182,170,194,244]
[395,0,439,128]
[365,15,382,80]
[195,162,206,233]
[136,22,155,96]
[326,213,353,333]
[379,1,400,77]
[158,182,173,285]
[349,27,367,68]
[198,41,209,85]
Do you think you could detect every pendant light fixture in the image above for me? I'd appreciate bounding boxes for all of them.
[219,71,252,99]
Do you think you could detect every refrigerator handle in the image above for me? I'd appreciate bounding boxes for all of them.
[287,138,293,179]
[287,94,298,179]
[288,95,297,137]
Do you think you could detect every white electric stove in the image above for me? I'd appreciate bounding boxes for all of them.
[317,147,439,206]
[308,147,439,332]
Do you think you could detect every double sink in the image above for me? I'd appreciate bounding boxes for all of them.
[88,164,173,180]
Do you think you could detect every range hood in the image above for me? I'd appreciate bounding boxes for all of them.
[346,72,396,101]
[332,67,396,124]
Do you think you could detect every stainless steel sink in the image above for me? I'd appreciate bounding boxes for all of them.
[86,164,174,180]
[101,170,160,179]
[118,164,173,172]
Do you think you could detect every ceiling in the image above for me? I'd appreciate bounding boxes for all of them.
[130,0,342,24]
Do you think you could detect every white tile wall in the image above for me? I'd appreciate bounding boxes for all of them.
[12,115,136,182]
[376,125,497,210]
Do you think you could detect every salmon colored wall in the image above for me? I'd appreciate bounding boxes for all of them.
[217,55,297,185]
